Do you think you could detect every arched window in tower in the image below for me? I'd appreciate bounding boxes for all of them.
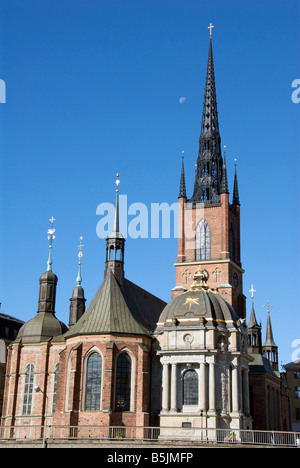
[183,369,198,405]
[115,352,131,411]
[109,246,115,261]
[85,352,102,411]
[229,225,235,262]
[196,219,210,260]
[22,364,34,415]
[52,363,59,413]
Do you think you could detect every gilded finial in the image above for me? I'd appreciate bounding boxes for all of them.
[47,217,56,271]
[190,269,210,291]
[76,236,84,286]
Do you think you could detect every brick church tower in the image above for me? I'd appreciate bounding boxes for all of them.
[173,36,246,319]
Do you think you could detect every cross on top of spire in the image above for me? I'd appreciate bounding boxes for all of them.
[208,22,214,38]
[249,284,256,300]
[263,300,274,314]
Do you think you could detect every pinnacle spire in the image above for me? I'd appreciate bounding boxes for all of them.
[263,309,277,348]
[179,152,187,198]
[232,163,240,205]
[248,302,260,329]
[220,149,229,194]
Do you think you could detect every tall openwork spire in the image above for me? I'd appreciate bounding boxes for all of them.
[190,27,223,204]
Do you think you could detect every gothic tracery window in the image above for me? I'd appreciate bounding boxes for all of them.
[85,352,102,411]
[196,218,210,260]
[115,352,131,411]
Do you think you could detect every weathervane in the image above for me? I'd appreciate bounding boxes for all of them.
[116,173,120,192]
[76,236,84,286]
[208,23,214,38]
[47,217,56,271]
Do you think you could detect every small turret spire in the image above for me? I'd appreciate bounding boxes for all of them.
[69,236,86,328]
[262,301,278,371]
[179,151,187,198]
[232,160,240,205]
[105,173,125,284]
[263,301,276,348]
[220,146,229,194]
[47,217,56,271]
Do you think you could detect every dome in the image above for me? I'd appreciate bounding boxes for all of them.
[15,312,68,344]
[39,270,57,282]
[157,269,240,330]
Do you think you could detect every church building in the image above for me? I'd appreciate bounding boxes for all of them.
[0,29,290,439]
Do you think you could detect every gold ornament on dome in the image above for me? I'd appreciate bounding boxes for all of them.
[190,268,210,291]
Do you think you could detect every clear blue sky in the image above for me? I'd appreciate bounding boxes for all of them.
[0,0,299,366]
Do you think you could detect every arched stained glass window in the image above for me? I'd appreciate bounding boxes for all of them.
[115,353,131,411]
[85,352,102,411]
[196,219,210,260]
[22,364,34,415]
[183,369,198,405]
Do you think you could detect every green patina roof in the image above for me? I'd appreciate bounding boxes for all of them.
[62,270,166,339]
